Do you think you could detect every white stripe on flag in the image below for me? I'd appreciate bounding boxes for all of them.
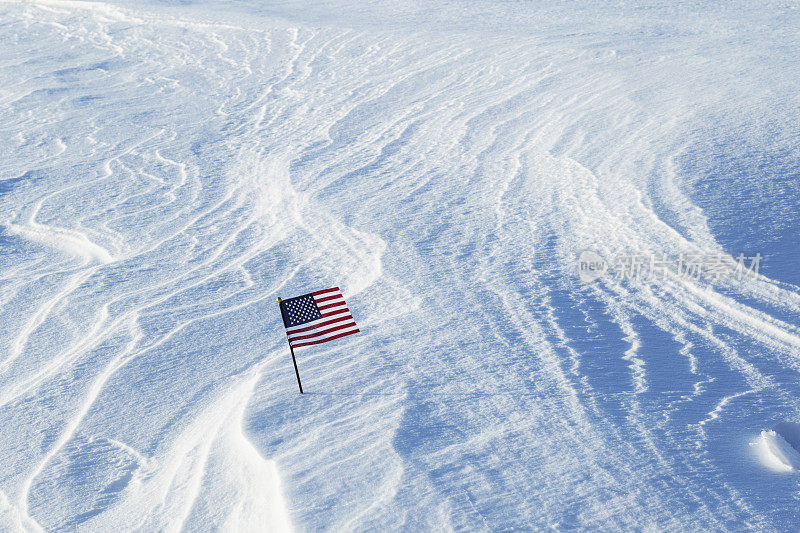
[289,325,359,347]
[287,319,357,342]
[285,313,352,334]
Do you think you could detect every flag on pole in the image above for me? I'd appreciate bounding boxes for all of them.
[279,287,359,348]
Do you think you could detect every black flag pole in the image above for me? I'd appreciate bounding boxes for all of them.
[277,297,304,394]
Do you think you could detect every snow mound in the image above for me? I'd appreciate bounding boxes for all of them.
[750,430,800,473]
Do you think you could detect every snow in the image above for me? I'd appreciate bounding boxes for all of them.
[1,0,800,529]
[751,430,800,473]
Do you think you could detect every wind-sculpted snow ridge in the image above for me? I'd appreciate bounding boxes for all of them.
[1,0,800,530]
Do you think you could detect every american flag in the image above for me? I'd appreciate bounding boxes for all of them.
[279,287,359,348]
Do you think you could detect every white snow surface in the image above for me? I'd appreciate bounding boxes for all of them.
[2,0,800,530]
[751,430,800,473]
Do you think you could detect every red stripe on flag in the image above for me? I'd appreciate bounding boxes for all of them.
[321,307,349,318]
[314,294,342,304]
[287,321,357,342]
[317,302,346,311]
[312,287,339,296]
[291,329,360,348]
[285,314,353,335]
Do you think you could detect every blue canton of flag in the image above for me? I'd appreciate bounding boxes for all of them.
[281,294,323,327]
